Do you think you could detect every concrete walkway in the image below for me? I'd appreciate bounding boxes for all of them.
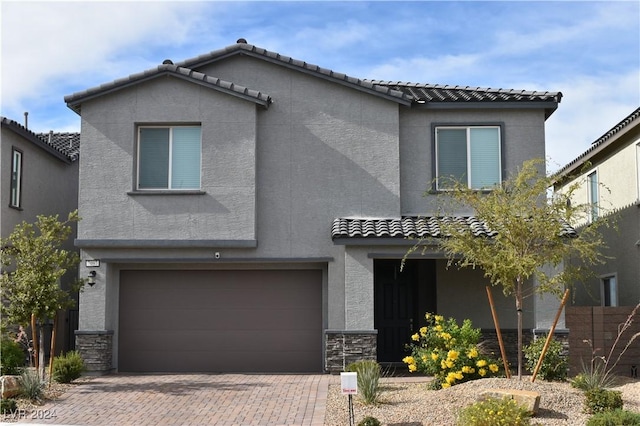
[2,374,332,426]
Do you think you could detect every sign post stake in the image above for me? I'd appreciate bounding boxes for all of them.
[341,372,358,426]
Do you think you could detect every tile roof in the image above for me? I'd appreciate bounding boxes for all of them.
[36,131,81,160]
[65,63,272,113]
[555,107,640,178]
[370,81,561,104]
[66,39,560,114]
[1,117,80,162]
[176,41,413,105]
[331,217,577,240]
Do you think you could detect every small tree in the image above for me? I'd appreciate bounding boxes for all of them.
[0,211,83,376]
[408,159,609,379]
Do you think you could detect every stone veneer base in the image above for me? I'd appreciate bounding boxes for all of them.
[325,330,377,373]
[75,330,113,374]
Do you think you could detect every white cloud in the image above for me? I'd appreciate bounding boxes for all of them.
[545,69,640,171]
[1,2,206,111]
[1,0,636,153]
[366,53,483,84]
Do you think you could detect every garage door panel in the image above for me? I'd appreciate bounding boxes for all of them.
[122,328,321,352]
[120,271,319,310]
[122,308,321,331]
[123,349,320,373]
[119,269,322,372]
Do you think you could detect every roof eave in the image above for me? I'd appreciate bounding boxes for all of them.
[65,68,272,114]
[1,117,73,164]
[411,100,560,119]
[178,44,413,106]
[554,108,640,181]
[331,237,433,246]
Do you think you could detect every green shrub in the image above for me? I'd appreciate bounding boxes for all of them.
[52,351,85,383]
[586,409,640,425]
[457,396,532,426]
[571,360,617,392]
[346,360,381,405]
[404,313,502,388]
[585,388,623,414]
[19,368,44,402]
[0,398,17,414]
[1,338,26,375]
[523,334,567,381]
[357,416,382,426]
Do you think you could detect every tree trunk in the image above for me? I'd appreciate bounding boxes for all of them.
[48,313,58,386]
[31,314,38,370]
[38,324,45,381]
[516,276,524,380]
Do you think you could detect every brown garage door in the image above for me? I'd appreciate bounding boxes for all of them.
[119,269,322,373]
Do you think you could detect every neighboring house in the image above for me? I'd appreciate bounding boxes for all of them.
[1,116,80,352]
[554,108,640,375]
[65,39,562,374]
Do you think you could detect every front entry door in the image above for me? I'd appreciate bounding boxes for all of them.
[374,259,436,363]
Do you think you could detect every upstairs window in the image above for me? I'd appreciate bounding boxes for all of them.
[10,148,22,208]
[587,170,598,221]
[137,126,201,190]
[435,126,501,190]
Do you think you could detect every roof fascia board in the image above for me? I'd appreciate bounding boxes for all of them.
[332,237,429,246]
[1,119,72,164]
[249,52,412,105]
[66,71,270,114]
[75,239,258,249]
[556,122,640,180]
[411,101,559,117]
[185,49,412,106]
[94,256,334,264]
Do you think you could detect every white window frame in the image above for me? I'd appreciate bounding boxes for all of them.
[600,274,618,307]
[587,169,598,222]
[10,147,22,208]
[434,125,502,191]
[136,125,202,190]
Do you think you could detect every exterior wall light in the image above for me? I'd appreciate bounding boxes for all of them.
[87,270,97,286]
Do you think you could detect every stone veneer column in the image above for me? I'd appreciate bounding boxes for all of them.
[75,330,113,374]
[324,330,377,373]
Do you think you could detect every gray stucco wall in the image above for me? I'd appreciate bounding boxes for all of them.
[77,77,257,242]
[571,204,640,306]
[400,108,546,215]
[1,128,79,240]
[1,126,80,353]
[73,53,554,371]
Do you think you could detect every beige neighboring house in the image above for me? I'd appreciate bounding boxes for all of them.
[554,107,640,375]
[1,116,80,353]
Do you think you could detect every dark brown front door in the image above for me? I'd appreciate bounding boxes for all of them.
[374,259,436,363]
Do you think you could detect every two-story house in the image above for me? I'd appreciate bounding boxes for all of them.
[65,39,562,374]
[1,116,81,352]
[554,108,640,375]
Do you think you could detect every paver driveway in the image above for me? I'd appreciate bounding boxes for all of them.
[5,373,331,426]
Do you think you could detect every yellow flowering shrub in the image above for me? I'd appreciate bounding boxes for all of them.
[457,397,532,426]
[403,312,503,388]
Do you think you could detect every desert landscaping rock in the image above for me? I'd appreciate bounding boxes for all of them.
[0,376,21,399]
[324,377,640,425]
[479,388,541,415]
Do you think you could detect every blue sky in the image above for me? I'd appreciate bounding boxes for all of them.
[2,1,639,170]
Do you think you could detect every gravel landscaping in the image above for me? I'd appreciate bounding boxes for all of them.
[324,376,640,425]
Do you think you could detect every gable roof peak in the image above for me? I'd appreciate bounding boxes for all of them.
[1,116,80,162]
[65,62,272,113]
